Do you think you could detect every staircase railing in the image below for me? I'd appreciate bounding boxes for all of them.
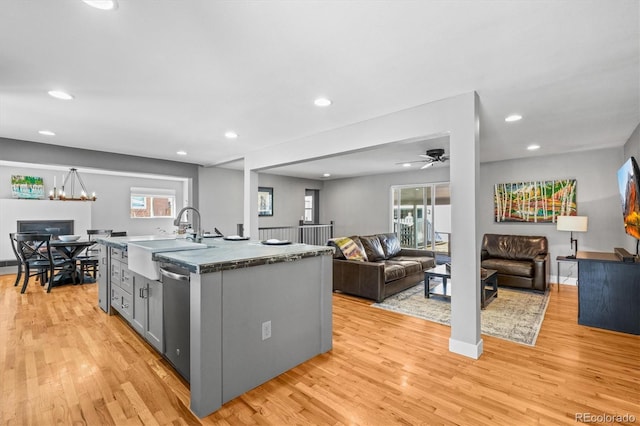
[257,221,334,245]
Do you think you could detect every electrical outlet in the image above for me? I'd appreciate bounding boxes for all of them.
[262,320,271,340]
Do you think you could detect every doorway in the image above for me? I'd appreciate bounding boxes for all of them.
[391,183,451,255]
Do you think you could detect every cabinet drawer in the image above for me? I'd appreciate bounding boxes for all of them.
[120,267,133,294]
[111,285,133,322]
[110,260,121,288]
[111,247,123,259]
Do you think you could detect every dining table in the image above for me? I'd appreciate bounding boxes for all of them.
[49,239,97,286]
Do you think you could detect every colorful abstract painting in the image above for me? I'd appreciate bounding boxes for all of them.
[494,179,577,223]
[11,175,45,199]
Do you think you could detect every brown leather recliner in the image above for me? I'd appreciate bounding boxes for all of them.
[481,234,550,292]
[330,233,435,302]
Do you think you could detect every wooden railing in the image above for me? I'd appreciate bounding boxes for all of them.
[257,221,334,245]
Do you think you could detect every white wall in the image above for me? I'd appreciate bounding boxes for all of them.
[0,163,186,236]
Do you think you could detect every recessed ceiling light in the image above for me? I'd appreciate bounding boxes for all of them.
[527,144,541,151]
[176,150,187,156]
[505,114,523,122]
[402,163,412,168]
[38,130,55,136]
[323,173,331,177]
[314,98,332,107]
[225,131,238,139]
[48,90,74,100]
[81,0,118,10]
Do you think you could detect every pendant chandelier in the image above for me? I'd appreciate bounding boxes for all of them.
[49,168,97,201]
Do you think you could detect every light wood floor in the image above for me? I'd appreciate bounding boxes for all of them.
[1,275,638,425]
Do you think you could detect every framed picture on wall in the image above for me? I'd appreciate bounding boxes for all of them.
[258,187,273,216]
[11,175,45,199]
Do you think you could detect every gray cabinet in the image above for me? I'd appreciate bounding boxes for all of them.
[132,272,164,352]
[97,244,110,313]
[110,247,133,323]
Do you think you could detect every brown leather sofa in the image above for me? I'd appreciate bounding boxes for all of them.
[330,233,435,302]
[480,234,550,292]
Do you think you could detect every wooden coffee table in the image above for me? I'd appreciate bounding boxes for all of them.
[424,264,498,309]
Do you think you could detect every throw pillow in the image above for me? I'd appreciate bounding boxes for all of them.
[330,237,366,261]
[359,235,386,261]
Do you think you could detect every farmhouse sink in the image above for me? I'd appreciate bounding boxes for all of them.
[128,239,207,280]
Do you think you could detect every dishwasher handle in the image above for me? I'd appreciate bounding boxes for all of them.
[160,268,190,281]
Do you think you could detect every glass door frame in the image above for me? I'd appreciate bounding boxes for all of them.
[390,181,450,253]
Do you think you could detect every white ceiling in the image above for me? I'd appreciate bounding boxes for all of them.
[1,1,638,180]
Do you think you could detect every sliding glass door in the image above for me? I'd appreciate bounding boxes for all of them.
[391,183,450,255]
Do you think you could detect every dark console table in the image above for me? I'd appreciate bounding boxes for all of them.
[576,251,640,335]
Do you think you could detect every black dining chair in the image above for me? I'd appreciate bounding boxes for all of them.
[77,229,112,282]
[14,233,76,293]
[9,233,24,287]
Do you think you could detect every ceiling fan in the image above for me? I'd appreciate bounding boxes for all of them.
[398,148,449,169]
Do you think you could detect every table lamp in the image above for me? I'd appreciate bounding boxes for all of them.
[557,215,588,258]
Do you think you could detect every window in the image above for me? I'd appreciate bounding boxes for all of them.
[130,187,176,218]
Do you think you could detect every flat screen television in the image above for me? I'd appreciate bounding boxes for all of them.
[617,156,640,240]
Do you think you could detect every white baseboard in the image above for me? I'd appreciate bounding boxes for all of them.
[449,337,483,359]
[0,266,18,276]
[557,276,577,286]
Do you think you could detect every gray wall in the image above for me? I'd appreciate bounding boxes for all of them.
[480,147,628,268]
[197,167,325,236]
[322,146,630,277]
[321,167,450,236]
[0,137,200,205]
[198,167,244,235]
[257,174,324,227]
[0,163,185,235]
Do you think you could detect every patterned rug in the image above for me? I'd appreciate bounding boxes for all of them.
[372,282,550,346]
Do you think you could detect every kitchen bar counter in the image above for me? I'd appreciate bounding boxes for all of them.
[96,235,334,419]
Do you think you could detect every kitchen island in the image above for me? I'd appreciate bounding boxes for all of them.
[96,236,334,418]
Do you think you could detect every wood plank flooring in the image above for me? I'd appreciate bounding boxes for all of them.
[1,274,638,425]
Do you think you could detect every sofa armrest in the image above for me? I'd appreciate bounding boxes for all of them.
[532,253,550,291]
[333,259,385,301]
[481,249,489,261]
[398,248,435,258]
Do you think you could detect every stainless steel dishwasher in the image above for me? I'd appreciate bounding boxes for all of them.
[159,263,190,382]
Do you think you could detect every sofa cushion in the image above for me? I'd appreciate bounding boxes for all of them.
[482,258,534,278]
[482,234,548,260]
[393,255,434,270]
[383,263,406,282]
[378,233,402,259]
[328,237,366,261]
[385,259,422,276]
[360,235,386,261]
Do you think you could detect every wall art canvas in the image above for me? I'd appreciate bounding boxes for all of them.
[494,179,577,223]
[11,175,45,199]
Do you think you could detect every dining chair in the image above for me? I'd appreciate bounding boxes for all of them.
[77,229,112,282]
[15,233,76,293]
[9,233,24,287]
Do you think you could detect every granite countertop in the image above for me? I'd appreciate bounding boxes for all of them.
[154,238,334,274]
[96,235,334,274]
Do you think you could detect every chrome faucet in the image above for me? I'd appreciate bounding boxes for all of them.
[174,206,202,242]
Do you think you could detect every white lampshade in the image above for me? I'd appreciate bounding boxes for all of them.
[557,216,588,232]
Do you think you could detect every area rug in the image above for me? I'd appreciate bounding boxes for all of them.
[372,283,550,346]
